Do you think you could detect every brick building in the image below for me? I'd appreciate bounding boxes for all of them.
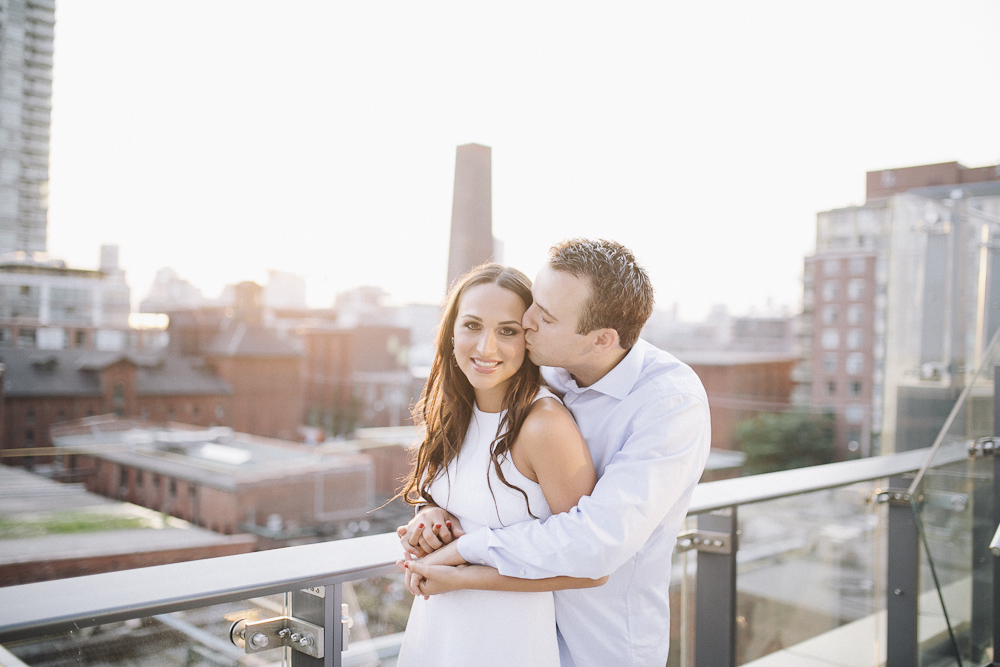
[52,421,375,542]
[300,325,414,434]
[0,348,232,466]
[680,352,798,451]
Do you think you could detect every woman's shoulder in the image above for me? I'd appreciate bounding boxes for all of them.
[520,390,579,441]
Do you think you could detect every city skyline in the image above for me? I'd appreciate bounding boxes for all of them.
[43,1,1000,319]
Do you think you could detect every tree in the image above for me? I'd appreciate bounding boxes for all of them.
[735,411,836,476]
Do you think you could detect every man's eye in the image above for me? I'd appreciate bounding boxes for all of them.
[541,318,552,325]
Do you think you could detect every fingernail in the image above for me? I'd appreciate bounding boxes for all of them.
[418,523,424,529]
[446,521,452,528]
[404,562,409,568]
[434,523,442,530]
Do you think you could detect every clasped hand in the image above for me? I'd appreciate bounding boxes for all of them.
[396,507,466,598]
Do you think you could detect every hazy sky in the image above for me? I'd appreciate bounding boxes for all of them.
[46,2,1000,319]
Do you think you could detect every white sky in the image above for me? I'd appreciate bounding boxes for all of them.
[46,2,1000,320]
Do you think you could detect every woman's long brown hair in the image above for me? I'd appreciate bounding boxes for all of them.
[399,263,542,521]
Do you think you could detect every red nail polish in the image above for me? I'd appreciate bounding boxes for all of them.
[446,521,452,528]
[404,562,409,568]
[434,523,442,530]
[418,523,424,529]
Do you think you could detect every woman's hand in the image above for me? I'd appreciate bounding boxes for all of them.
[396,560,467,598]
[396,507,465,558]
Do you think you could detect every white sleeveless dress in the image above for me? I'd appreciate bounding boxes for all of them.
[397,389,560,667]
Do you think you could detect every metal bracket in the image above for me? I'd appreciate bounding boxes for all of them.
[968,437,999,457]
[230,615,325,659]
[677,529,735,555]
[869,488,921,506]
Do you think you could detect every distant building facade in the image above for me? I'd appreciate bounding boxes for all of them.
[0,348,232,465]
[52,421,375,541]
[680,352,798,451]
[0,246,133,350]
[800,160,1000,455]
[0,0,54,257]
[301,324,414,434]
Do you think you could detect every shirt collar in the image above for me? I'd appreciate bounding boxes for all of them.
[544,339,647,400]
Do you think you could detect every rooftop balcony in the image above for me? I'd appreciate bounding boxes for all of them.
[1,360,998,666]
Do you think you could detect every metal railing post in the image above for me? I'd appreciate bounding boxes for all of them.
[694,509,738,667]
[994,365,1000,658]
[885,483,919,667]
[290,584,341,667]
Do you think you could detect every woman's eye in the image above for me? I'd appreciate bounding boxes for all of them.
[463,322,480,330]
[500,327,519,336]
[541,318,552,325]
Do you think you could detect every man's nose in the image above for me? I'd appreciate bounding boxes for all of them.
[522,304,538,330]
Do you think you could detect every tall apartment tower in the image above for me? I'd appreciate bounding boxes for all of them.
[446,143,495,292]
[0,0,54,256]
[799,161,1000,456]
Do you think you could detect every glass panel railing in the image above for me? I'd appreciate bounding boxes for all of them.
[3,595,290,666]
[2,574,416,667]
[733,482,885,666]
[908,328,999,665]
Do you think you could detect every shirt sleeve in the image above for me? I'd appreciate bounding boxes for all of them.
[457,389,711,579]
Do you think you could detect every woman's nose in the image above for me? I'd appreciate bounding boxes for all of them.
[477,331,498,355]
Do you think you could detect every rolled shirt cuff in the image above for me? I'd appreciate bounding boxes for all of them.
[456,528,492,567]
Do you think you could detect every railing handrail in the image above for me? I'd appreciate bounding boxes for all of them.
[0,443,969,643]
[689,442,966,514]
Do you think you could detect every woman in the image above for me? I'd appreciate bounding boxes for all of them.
[395,263,603,667]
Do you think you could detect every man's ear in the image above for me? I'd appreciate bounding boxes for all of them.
[591,328,620,355]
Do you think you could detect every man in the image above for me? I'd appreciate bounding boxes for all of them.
[400,238,710,667]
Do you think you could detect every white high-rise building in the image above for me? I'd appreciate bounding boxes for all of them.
[0,0,54,256]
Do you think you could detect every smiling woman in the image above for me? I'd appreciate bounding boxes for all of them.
[392,262,599,667]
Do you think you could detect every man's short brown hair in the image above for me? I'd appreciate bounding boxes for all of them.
[548,238,654,349]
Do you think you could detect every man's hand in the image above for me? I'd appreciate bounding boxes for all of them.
[396,507,465,558]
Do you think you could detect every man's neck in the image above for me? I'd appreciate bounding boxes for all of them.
[568,347,630,388]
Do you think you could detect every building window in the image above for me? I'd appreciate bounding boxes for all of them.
[169,479,177,498]
[848,279,866,301]
[119,468,128,491]
[18,328,37,348]
[75,330,87,347]
[822,282,838,301]
[823,259,840,276]
[822,305,838,325]
[845,404,865,424]
[849,257,867,275]
[847,304,864,325]
[846,329,864,350]
[167,408,175,421]
[822,353,837,373]
[216,404,225,419]
[821,329,840,350]
[25,408,35,424]
[25,429,34,446]
[846,352,865,374]
[136,471,144,488]
[850,380,862,396]
[826,380,837,396]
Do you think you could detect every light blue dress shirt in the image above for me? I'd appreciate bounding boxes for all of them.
[457,339,711,667]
